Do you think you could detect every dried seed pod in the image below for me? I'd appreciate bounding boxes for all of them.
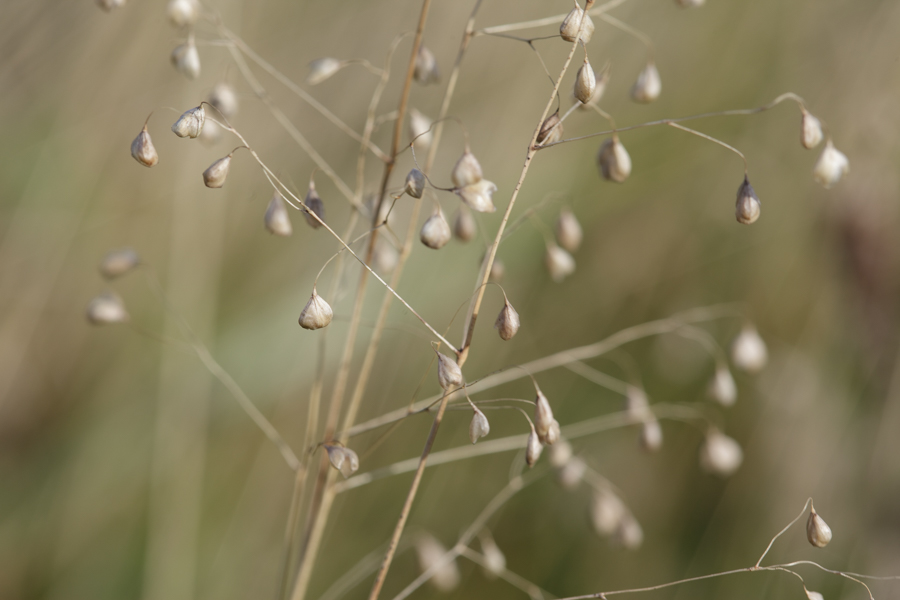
[198,119,221,145]
[494,300,520,341]
[560,3,595,43]
[536,113,563,145]
[631,62,661,103]
[480,535,506,579]
[469,407,490,444]
[575,57,597,104]
[172,106,205,139]
[413,45,441,84]
[555,209,582,253]
[545,245,576,282]
[813,140,849,188]
[100,248,140,279]
[800,108,823,149]
[534,389,554,441]
[525,427,543,466]
[735,176,761,225]
[708,365,737,407]
[171,38,201,80]
[303,183,325,229]
[557,455,586,490]
[404,168,425,199]
[453,206,477,242]
[577,62,610,110]
[806,508,833,548]
[208,82,239,118]
[597,137,632,183]
[805,590,825,600]
[373,240,399,275]
[639,419,663,452]
[86,292,129,325]
[451,150,484,188]
[202,154,232,188]
[437,352,463,391]
[410,109,433,153]
[167,0,199,28]
[264,192,293,237]
[96,0,126,12]
[456,180,498,214]
[591,489,626,536]
[414,534,460,592]
[731,325,767,373]
[131,125,158,167]
[489,259,505,282]
[420,209,451,249]
[324,445,359,478]
[545,419,561,445]
[550,438,573,468]
[298,289,333,330]
[614,513,644,550]
[307,58,342,85]
[699,429,743,477]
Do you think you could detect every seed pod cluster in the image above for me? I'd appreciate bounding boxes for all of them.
[699,429,743,476]
[735,176,761,225]
[86,292,129,325]
[630,62,661,103]
[806,508,833,548]
[597,137,632,183]
[420,209,451,249]
[303,182,325,229]
[307,58,342,85]
[560,3,595,43]
[452,150,497,213]
[494,300,520,341]
[324,444,359,478]
[731,325,767,373]
[813,140,849,188]
[298,289,333,330]
[172,106,206,139]
[100,248,140,279]
[131,125,158,167]
[264,192,293,237]
[171,37,201,80]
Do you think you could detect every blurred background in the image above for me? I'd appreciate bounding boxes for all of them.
[1,0,899,599]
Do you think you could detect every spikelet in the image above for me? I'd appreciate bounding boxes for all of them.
[813,140,849,188]
[171,106,205,139]
[735,176,761,225]
[731,325,768,373]
[469,408,490,444]
[630,62,661,103]
[420,209,451,249]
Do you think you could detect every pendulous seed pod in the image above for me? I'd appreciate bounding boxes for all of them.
[324,445,359,478]
[303,182,325,229]
[805,591,824,600]
[615,513,644,550]
[494,300,520,341]
[479,534,506,579]
[536,113,563,145]
[404,168,425,199]
[591,488,626,536]
[198,120,221,145]
[699,429,743,477]
[166,0,199,28]
[545,419,561,445]
[420,209,452,249]
[306,58,342,85]
[172,106,205,139]
[409,108,433,153]
[451,150,484,188]
[708,365,737,407]
[639,419,663,452]
[807,508,833,548]
[557,454,586,490]
[437,351,463,391]
[625,385,651,421]
[208,82,239,118]
[413,45,441,84]
[86,292,129,325]
[814,140,849,188]
[373,240,398,275]
[453,206,477,242]
[800,108,824,149]
[555,209,583,253]
[545,245,576,282]
[469,407,490,444]
[100,248,140,279]
[456,179,498,213]
[171,37,201,80]
[415,534,460,592]
[630,62,661,103]
[525,427,543,467]
[574,57,597,104]
[597,137,632,183]
[534,389,554,442]
[550,438,573,469]
[577,61,611,110]
[131,125,158,167]
[731,325,768,373]
[735,176,761,224]
[560,2,595,43]
[264,192,292,237]
[202,154,232,188]
[298,289,333,330]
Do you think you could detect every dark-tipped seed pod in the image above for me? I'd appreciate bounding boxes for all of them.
[405,168,425,199]
[494,300,520,341]
[303,182,325,229]
[264,192,292,237]
[735,176,761,224]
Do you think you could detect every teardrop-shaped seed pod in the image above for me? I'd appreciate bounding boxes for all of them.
[404,168,425,199]
[414,534,460,592]
[536,113,563,145]
[410,109,433,152]
[545,245,576,282]
[574,57,597,104]
[420,210,451,249]
[591,488,626,536]
[639,419,663,452]
[171,106,205,139]
[451,150,483,188]
[614,513,644,550]
[86,292,129,325]
[555,209,582,253]
[699,429,743,477]
[557,455,586,490]
[708,365,737,407]
[131,126,158,167]
[731,325,768,373]
[453,206,477,242]
[413,45,441,84]
[597,137,632,183]
[800,108,824,149]
[100,248,140,279]
[264,192,293,237]
[202,155,232,188]
[479,535,506,579]
[469,408,490,444]
[167,0,199,27]
[456,179,497,213]
[307,58,342,85]
[560,3,595,43]
[534,389,554,442]
[171,38,201,80]
[298,289,333,330]
[303,183,325,229]
[735,175,761,224]
[525,427,543,467]
[494,300,520,341]
[806,508,833,548]
[813,140,849,188]
[436,351,463,391]
[208,82,239,118]
[630,62,661,103]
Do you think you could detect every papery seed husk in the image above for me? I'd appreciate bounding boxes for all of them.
[410,109,433,152]
[639,419,663,452]
[405,169,426,199]
[735,176,761,225]
[456,179,497,213]
[307,58,342,85]
[545,245,576,282]
[494,301,520,341]
[557,455,586,490]
[100,248,140,279]
[575,59,597,104]
[202,155,232,188]
[731,325,768,373]
[451,151,483,188]
[555,209,582,253]
[591,489,626,536]
[814,140,849,188]
[709,365,737,407]
[615,514,644,550]
[699,430,743,477]
[597,138,632,183]
[577,62,610,110]
[265,192,293,237]
[298,290,333,330]
[534,390,554,440]
[545,419,561,445]
[525,429,543,466]
[631,62,661,103]
[537,113,563,145]
[86,292,129,325]
[801,109,824,149]
[303,184,325,229]
[415,534,460,592]
[208,82,239,118]
[420,211,451,249]
[437,352,463,390]
[167,0,199,27]
[480,535,506,579]
[131,126,158,167]
[469,408,490,444]
[413,45,440,84]
[324,445,346,472]
[560,4,595,43]
[339,447,359,478]
[172,106,205,138]
[453,206,477,242]
[171,39,201,80]
[806,509,833,548]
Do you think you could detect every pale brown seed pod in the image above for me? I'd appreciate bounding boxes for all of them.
[456,179,498,213]
[86,292,129,325]
[171,106,205,139]
[591,488,626,536]
[208,82,239,118]
[420,209,452,249]
[414,534,460,592]
[731,325,768,373]
[577,61,610,110]
[560,3,595,43]
[167,0,199,28]
[614,513,644,550]
[453,206,477,242]
[545,419,561,445]
[806,508,833,548]
[479,535,506,579]
[545,245,576,282]
[202,154,232,188]
[100,248,140,279]
[630,62,661,103]
[404,169,425,199]
[735,176,761,225]
[469,407,490,444]
[597,137,632,183]
[437,352,463,391]
[298,289,333,330]
[534,389,554,441]
[525,427,543,467]
[409,109,433,153]
[639,419,663,452]
[494,300,520,341]
[699,429,743,477]
[557,455,586,490]
[451,150,484,188]
[324,445,359,478]
[555,209,582,253]
[805,590,824,600]
[413,45,441,84]
[307,58,342,85]
[264,192,292,237]
[303,182,325,229]
[814,140,849,188]
[800,108,824,149]
[536,113,563,145]
[171,37,201,80]
[96,0,126,12]
[575,57,597,104]
[708,365,737,407]
[131,125,158,167]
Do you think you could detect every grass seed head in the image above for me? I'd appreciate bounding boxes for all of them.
[413,45,440,85]
[373,240,399,275]
[545,244,576,282]
[198,119,222,145]
[699,429,743,476]
[469,407,490,444]
[303,183,325,229]
[550,438,573,468]
[731,325,768,373]
[814,140,849,188]
[577,62,610,110]
[560,3,595,43]
[806,591,825,600]
[437,351,463,391]
[453,206,477,242]
[86,291,129,325]
[557,455,586,490]
[625,385,651,421]
[324,445,359,478]
[404,168,425,199]
[597,137,632,183]
[545,419,561,445]
[202,154,232,188]
[171,38,201,80]
[735,176,761,224]
[298,289,333,330]
[264,192,293,237]
[171,106,205,138]
[420,209,451,249]
[615,514,644,550]
[801,108,824,149]
[806,508,833,548]
[631,62,661,103]
[307,58,342,85]
[100,248,140,279]
[489,259,505,282]
[131,125,158,167]
[575,57,597,104]
[555,209,583,253]
[166,0,199,28]
[494,300,520,341]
